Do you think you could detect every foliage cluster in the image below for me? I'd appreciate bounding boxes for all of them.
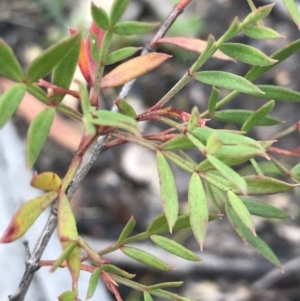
[1,0,300,300]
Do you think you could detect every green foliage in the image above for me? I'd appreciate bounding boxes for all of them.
[0,0,300,300]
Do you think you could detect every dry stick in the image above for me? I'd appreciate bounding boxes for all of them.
[8,1,192,300]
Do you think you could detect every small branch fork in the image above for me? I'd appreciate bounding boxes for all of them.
[8,1,193,300]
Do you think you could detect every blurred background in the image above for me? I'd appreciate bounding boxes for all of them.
[1,0,300,300]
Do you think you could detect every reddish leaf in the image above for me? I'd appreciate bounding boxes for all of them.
[157,37,234,61]
[69,28,93,87]
[85,22,105,82]
[0,191,58,243]
[101,52,171,88]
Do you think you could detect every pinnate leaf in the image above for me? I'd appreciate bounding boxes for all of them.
[150,234,200,261]
[26,107,55,169]
[57,192,81,290]
[243,26,283,40]
[30,172,61,191]
[58,291,76,301]
[106,47,142,65]
[92,110,137,134]
[115,99,137,117]
[0,191,57,243]
[113,21,160,36]
[188,173,209,251]
[241,100,275,132]
[233,175,298,195]
[51,33,81,103]
[121,246,172,271]
[227,191,256,235]
[208,86,220,113]
[86,267,101,300]
[102,264,135,279]
[254,85,300,102]
[27,31,81,83]
[194,71,264,95]
[207,154,247,194]
[0,39,23,81]
[242,4,274,26]
[110,0,130,24]
[0,83,26,128]
[241,197,290,219]
[91,2,110,31]
[219,43,277,66]
[101,52,171,88]
[283,0,300,29]
[117,216,136,244]
[156,152,179,232]
[144,291,154,301]
[225,204,281,268]
[213,109,281,126]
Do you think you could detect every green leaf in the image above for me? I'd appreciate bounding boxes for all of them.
[91,2,110,31]
[86,267,101,300]
[208,86,220,113]
[27,31,81,83]
[0,191,57,243]
[102,264,135,279]
[240,197,290,219]
[206,133,222,154]
[121,246,172,271]
[283,0,300,29]
[242,4,275,26]
[26,83,50,105]
[253,85,300,102]
[0,83,26,128]
[156,152,179,232]
[219,43,277,66]
[115,99,137,117]
[213,109,281,126]
[51,243,77,272]
[290,163,300,181]
[92,110,138,134]
[227,191,256,235]
[192,127,262,149]
[57,192,81,288]
[241,99,275,132]
[194,71,264,95]
[188,173,209,250]
[216,17,241,46]
[197,145,266,171]
[117,216,136,244]
[150,234,200,261]
[110,0,130,25]
[161,135,194,150]
[52,32,81,103]
[58,290,76,301]
[207,154,247,194]
[193,34,217,70]
[106,47,142,65]
[225,204,281,268]
[147,282,183,290]
[243,26,283,40]
[90,32,99,63]
[26,107,55,168]
[147,213,219,235]
[0,39,24,81]
[233,175,298,195]
[113,21,160,36]
[200,172,236,192]
[144,291,154,301]
[186,132,206,153]
[187,107,200,131]
[246,39,300,81]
